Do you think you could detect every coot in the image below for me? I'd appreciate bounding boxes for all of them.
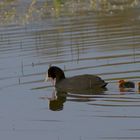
[45,66,108,92]
[119,80,135,88]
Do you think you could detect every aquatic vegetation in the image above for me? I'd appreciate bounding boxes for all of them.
[0,0,139,25]
[0,0,17,24]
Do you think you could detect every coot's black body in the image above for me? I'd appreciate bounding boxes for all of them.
[46,66,108,92]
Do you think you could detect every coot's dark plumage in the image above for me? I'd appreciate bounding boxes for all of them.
[45,66,107,91]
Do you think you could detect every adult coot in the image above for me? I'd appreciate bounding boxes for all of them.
[45,66,108,92]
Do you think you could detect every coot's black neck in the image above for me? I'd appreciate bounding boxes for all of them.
[55,72,65,84]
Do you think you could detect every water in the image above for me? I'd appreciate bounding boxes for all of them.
[0,1,140,140]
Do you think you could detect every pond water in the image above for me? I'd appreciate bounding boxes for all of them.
[0,0,140,140]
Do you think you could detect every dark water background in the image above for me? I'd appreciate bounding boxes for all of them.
[0,0,140,139]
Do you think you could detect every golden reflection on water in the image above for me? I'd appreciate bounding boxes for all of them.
[0,0,139,24]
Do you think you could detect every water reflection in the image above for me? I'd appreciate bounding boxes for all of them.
[47,90,67,111]
[41,87,107,111]
[40,85,140,111]
[119,87,135,92]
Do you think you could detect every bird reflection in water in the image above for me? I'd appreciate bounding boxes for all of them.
[41,89,67,111]
[49,90,67,111]
[41,88,107,111]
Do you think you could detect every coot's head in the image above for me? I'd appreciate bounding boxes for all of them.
[119,80,125,84]
[119,80,126,89]
[45,66,65,83]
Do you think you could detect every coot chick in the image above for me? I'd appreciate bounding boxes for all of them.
[45,66,108,92]
[138,82,140,91]
[119,80,135,89]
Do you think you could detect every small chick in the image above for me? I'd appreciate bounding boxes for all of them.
[138,82,140,91]
[119,80,135,89]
